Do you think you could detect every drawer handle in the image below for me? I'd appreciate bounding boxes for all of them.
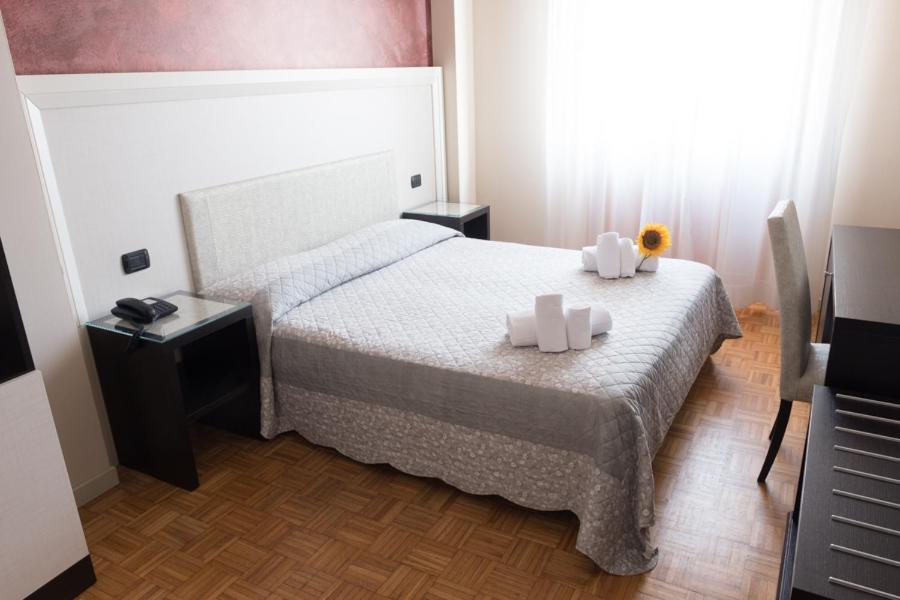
[834,445,900,463]
[831,515,900,538]
[829,576,900,599]
[833,465,900,486]
[833,488,900,510]
[835,426,900,444]
[835,409,900,427]
[831,544,900,568]
[837,394,900,410]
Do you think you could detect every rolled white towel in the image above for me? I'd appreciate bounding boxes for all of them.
[619,238,636,278]
[633,250,660,272]
[565,303,592,350]
[581,246,598,271]
[591,304,613,335]
[641,256,659,272]
[506,302,613,347]
[506,310,536,347]
[534,293,568,353]
[596,232,621,279]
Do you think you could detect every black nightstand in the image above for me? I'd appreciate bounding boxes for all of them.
[402,202,490,240]
[86,291,260,490]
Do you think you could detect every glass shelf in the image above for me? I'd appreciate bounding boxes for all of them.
[85,291,248,343]
[403,202,486,218]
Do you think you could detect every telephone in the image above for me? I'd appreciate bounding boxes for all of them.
[112,297,178,324]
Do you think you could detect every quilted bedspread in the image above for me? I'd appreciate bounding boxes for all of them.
[205,219,742,574]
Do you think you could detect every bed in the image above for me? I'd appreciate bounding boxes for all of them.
[179,153,742,575]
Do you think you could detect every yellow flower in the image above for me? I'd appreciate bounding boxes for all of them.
[636,223,672,257]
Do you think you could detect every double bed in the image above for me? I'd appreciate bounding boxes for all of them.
[179,153,742,575]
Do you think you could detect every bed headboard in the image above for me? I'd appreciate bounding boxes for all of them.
[179,151,397,289]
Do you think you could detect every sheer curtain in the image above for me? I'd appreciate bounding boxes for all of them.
[546,0,868,307]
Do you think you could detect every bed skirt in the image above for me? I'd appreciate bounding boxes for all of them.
[269,383,658,576]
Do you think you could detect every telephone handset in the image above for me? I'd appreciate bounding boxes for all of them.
[112,297,178,324]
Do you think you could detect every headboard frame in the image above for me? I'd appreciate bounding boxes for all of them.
[179,151,397,289]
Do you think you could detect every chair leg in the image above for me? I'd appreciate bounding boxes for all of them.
[758,399,793,483]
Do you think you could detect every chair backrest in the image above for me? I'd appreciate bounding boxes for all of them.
[767,200,812,393]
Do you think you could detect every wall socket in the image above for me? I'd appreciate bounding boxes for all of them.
[121,249,150,274]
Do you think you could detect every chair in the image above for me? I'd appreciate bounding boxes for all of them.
[757,200,829,483]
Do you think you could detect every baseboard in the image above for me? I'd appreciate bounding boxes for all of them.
[25,555,96,600]
[72,464,119,506]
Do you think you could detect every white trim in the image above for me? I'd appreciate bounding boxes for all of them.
[72,465,119,506]
[21,97,91,321]
[20,95,121,476]
[18,67,445,107]
[17,67,448,322]
[430,72,449,201]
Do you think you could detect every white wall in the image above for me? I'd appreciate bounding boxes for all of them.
[0,13,117,504]
[473,0,548,245]
[454,0,477,203]
[832,0,900,228]
[432,0,477,203]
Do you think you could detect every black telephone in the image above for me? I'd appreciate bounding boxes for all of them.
[112,297,178,324]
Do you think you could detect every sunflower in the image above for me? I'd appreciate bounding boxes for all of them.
[636,223,672,257]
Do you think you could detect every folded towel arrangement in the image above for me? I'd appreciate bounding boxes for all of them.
[595,232,621,279]
[581,246,599,271]
[534,293,568,352]
[582,233,658,276]
[636,255,659,272]
[618,237,636,278]
[565,303,592,350]
[507,299,613,350]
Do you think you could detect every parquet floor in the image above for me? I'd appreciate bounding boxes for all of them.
[77,305,806,599]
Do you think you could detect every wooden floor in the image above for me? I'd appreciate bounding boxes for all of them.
[77,305,806,599]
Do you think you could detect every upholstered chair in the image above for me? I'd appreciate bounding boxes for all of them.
[758,200,830,482]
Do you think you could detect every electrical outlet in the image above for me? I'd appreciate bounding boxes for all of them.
[121,249,150,274]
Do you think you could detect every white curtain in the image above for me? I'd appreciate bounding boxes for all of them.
[546,0,869,307]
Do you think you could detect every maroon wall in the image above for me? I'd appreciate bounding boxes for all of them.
[0,0,431,75]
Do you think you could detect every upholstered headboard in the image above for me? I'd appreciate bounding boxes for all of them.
[179,151,397,289]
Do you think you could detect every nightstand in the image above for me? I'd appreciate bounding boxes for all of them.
[401,202,490,240]
[86,291,259,490]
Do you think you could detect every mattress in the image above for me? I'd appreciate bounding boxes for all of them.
[205,219,742,574]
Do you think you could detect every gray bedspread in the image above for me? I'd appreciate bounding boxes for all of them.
[205,219,742,575]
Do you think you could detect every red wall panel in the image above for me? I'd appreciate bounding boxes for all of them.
[0,0,431,75]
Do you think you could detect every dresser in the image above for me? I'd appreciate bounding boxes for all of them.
[779,225,900,600]
[780,386,900,599]
[820,225,900,397]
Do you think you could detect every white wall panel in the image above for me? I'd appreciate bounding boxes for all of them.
[19,68,446,320]
[0,371,90,598]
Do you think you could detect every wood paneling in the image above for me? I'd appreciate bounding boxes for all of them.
[77,305,805,599]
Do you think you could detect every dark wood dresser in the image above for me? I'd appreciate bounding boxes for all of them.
[780,225,900,599]
[822,226,900,397]
[780,386,899,599]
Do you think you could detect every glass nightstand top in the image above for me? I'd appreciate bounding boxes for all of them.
[403,202,486,218]
[85,292,249,343]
